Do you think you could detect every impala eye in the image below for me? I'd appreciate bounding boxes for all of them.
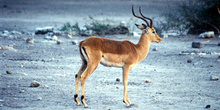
[152,31,155,34]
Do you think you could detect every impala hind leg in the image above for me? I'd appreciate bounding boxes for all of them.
[74,61,87,106]
[80,49,102,108]
[122,65,131,106]
[80,61,100,108]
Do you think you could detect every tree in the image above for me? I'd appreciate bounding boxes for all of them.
[161,0,220,34]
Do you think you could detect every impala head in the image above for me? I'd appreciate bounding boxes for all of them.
[132,6,162,43]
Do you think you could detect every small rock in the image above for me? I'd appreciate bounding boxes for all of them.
[3,53,6,57]
[218,42,220,46]
[23,72,28,76]
[10,30,22,35]
[19,90,25,93]
[67,34,73,39]
[72,40,78,45]
[199,31,214,38]
[38,97,42,101]
[152,48,158,51]
[187,59,192,63]
[30,81,40,87]
[6,70,12,75]
[35,26,53,35]
[179,51,190,55]
[120,21,126,26]
[44,36,52,40]
[52,35,58,41]
[3,30,9,34]
[197,52,206,56]
[145,80,151,83]
[44,85,49,89]
[210,75,219,81]
[163,34,168,38]
[1,33,8,37]
[0,45,17,52]
[57,40,64,45]
[51,58,55,61]
[26,38,35,44]
[116,78,120,82]
[192,42,203,48]
[205,105,210,109]
[156,92,162,94]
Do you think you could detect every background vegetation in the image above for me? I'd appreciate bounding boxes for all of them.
[60,0,220,36]
[158,0,220,35]
[60,16,130,36]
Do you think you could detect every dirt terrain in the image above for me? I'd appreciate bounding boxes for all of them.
[0,0,220,110]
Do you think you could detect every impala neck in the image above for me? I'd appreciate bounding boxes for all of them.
[136,31,151,61]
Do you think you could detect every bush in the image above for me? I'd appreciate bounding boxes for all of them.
[84,20,112,35]
[84,22,129,35]
[84,16,129,35]
[160,0,220,34]
[60,22,81,35]
[60,16,129,36]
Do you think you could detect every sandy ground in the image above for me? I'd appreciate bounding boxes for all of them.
[0,0,220,110]
[0,34,220,110]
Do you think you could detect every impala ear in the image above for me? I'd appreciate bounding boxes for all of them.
[135,24,146,30]
[142,24,147,29]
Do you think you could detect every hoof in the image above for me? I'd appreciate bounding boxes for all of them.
[74,94,78,102]
[123,100,131,107]
[74,94,81,105]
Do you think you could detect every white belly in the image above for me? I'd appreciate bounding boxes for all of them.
[100,58,123,68]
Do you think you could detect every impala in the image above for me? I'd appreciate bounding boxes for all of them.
[74,6,162,107]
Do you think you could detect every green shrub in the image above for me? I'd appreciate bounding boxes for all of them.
[60,16,130,36]
[60,22,81,35]
[84,21,112,35]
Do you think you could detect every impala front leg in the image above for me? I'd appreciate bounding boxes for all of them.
[122,65,131,106]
